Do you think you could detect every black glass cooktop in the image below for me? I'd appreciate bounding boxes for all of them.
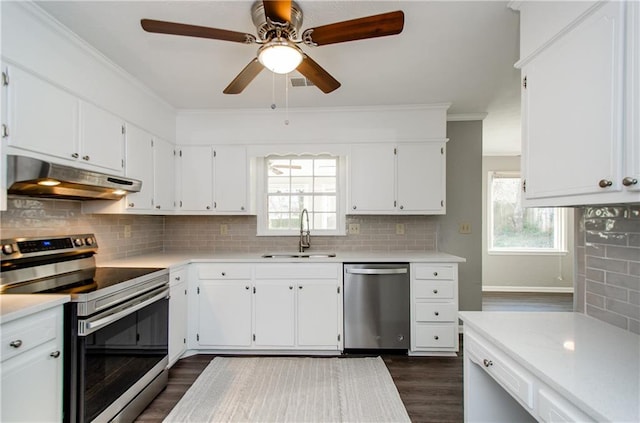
[44,267,165,295]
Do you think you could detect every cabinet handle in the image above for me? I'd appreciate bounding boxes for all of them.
[433,289,438,294]
[433,272,438,276]
[128,203,135,207]
[9,339,22,348]
[82,155,90,161]
[156,205,161,209]
[50,351,61,358]
[483,359,493,368]
[434,311,439,316]
[71,153,79,159]
[175,276,181,281]
[434,336,439,340]
[598,179,613,188]
[622,177,638,187]
[1,124,8,138]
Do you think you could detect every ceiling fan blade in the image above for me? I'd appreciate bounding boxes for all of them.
[223,59,264,94]
[303,11,404,46]
[296,55,341,94]
[263,0,291,24]
[141,19,255,44]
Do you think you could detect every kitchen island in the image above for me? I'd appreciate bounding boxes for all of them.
[459,311,640,423]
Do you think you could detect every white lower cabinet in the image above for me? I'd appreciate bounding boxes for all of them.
[410,263,459,355]
[194,262,342,352]
[1,305,64,422]
[168,266,188,367]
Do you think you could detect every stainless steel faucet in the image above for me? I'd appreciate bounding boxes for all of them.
[299,208,311,252]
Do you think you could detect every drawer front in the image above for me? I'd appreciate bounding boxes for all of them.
[1,308,59,362]
[197,263,252,280]
[537,389,594,423]
[414,324,457,348]
[414,265,455,280]
[414,280,454,299]
[254,263,340,280]
[466,332,534,409]
[415,303,457,322]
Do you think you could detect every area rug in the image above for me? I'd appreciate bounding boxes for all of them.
[163,356,411,422]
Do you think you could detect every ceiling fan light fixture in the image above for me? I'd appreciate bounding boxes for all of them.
[258,39,303,74]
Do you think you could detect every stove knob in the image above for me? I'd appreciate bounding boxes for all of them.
[2,244,14,255]
[73,238,84,247]
[84,237,94,246]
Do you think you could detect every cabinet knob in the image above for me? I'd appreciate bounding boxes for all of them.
[82,155,90,161]
[71,152,79,158]
[483,359,493,368]
[50,351,61,358]
[289,286,293,289]
[433,272,438,276]
[156,205,161,209]
[433,336,439,340]
[221,272,226,276]
[433,289,438,294]
[9,339,22,348]
[598,179,613,188]
[622,177,638,187]
[241,206,245,211]
[399,205,404,210]
[299,285,303,289]
[434,311,439,316]
[245,286,250,290]
[206,206,211,210]
[352,205,357,210]
[175,276,181,281]
[128,203,134,207]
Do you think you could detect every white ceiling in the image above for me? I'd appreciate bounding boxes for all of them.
[35,0,522,155]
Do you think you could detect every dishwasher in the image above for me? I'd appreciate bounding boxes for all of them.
[343,263,410,349]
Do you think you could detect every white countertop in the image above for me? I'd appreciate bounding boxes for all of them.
[99,250,466,268]
[459,311,640,423]
[0,294,70,324]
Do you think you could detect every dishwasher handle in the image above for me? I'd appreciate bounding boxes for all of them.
[346,267,408,275]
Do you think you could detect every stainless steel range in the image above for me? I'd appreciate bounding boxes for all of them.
[0,234,169,423]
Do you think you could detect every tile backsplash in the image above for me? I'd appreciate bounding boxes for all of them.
[575,205,640,334]
[0,198,164,263]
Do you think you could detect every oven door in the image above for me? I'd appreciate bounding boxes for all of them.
[68,285,169,423]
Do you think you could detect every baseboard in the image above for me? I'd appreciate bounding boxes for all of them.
[482,285,574,293]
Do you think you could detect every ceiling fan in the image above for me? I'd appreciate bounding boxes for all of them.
[141,0,404,94]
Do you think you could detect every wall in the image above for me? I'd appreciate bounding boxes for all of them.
[482,156,574,291]
[0,198,164,264]
[575,205,640,334]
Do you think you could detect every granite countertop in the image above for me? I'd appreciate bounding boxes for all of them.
[98,250,466,268]
[459,311,640,423]
[0,295,70,324]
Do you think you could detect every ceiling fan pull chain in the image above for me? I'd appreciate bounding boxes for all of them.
[284,72,290,126]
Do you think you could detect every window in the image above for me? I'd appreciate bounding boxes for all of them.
[488,172,566,253]
[260,155,342,235]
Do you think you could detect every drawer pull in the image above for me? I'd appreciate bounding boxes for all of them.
[175,276,181,281]
[9,340,23,348]
[221,272,226,276]
[433,271,438,276]
[483,359,493,368]
[434,311,440,316]
[50,351,61,358]
[433,289,438,294]
[434,336,439,340]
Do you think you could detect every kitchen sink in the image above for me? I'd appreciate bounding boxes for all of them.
[261,252,337,258]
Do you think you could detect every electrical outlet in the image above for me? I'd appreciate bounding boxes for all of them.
[459,223,472,234]
[348,223,360,234]
[124,224,132,239]
[396,223,405,235]
[220,224,228,235]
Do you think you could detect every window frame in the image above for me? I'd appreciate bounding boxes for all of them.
[256,154,347,236]
[487,171,568,255]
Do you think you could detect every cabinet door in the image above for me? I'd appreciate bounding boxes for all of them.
[522,1,625,200]
[625,2,640,193]
[397,143,445,213]
[349,143,395,213]
[1,341,63,422]
[7,66,78,161]
[197,281,252,347]
[80,102,124,172]
[168,277,187,366]
[214,145,248,213]
[297,281,339,348]
[154,137,175,211]
[124,124,154,210]
[177,145,213,211]
[254,281,295,347]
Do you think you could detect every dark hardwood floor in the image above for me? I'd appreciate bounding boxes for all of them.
[135,292,571,422]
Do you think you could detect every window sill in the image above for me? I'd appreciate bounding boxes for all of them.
[488,249,569,256]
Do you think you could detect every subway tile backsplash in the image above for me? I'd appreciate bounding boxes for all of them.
[576,205,640,334]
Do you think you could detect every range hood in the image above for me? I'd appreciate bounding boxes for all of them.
[6,155,142,200]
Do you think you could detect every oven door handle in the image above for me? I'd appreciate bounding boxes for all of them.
[79,286,169,336]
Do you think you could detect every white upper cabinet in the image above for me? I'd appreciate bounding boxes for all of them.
[176,145,214,211]
[124,124,154,210]
[154,137,176,211]
[79,101,124,173]
[515,0,639,206]
[213,145,248,213]
[349,142,446,214]
[4,65,125,174]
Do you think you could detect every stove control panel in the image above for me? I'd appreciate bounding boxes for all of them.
[0,234,98,258]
